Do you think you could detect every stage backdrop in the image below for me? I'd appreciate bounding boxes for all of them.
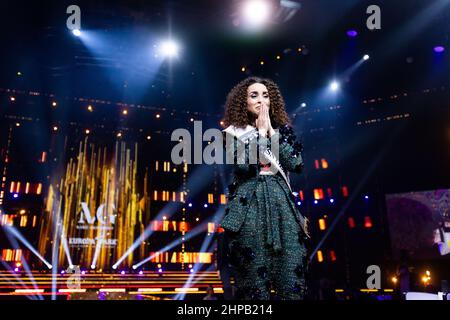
[38,138,150,270]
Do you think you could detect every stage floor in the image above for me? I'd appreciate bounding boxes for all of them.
[0,270,224,300]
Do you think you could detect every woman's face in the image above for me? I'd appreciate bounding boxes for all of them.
[246,82,270,116]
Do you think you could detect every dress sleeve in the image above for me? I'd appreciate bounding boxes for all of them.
[275,124,305,173]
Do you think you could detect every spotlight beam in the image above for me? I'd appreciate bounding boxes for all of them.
[132,221,212,269]
[309,122,406,263]
[1,235,43,300]
[113,166,216,269]
[4,225,52,269]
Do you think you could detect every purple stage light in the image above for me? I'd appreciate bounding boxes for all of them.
[120,270,125,275]
[330,199,335,204]
[434,46,445,53]
[314,200,318,205]
[188,203,193,207]
[158,268,163,273]
[13,194,18,198]
[14,267,19,272]
[139,270,143,275]
[347,30,358,37]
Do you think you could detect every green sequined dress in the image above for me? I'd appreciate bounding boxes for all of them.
[220,124,309,300]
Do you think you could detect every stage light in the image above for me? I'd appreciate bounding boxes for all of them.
[87,105,93,112]
[190,268,194,273]
[122,109,128,115]
[52,101,57,107]
[363,54,370,61]
[117,132,122,138]
[112,265,118,270]
[242,0,271,29]
[120,270,125,275]
[426,270,430,276]
[391,276,398,284]
[329,81,340,92]
[15,122,20,127]
[146,135,151,140]
[13,194,18,199]
[156,114,161,119]
[85,129,90,135]
[90,264,96,269]
[72,29,81,37]
[204,204,208,208]
[241,67,246,72]
[190,118,194,122]
[10,96,15,101]
[347,30,358,37]
[14,267,19,272]
[17,72,22,76]
[159,40,179,58]
[195,217,200,222]
[188,203,193,207]
[53,126,58,132]
[69,265,74,269]
[138,270,143,275]
[364,195,369,200]
[297,201,301,206]
[314,200,318,205]
[81,270,86,275]
[16,262,21,267]
[162,215,167,220]
[330,199,334,203]
[188,264,192,269]
[60,270,65,275]
[260,60,265,65]
[132,265,137,270]
[301,102,307,108]
[434,46,445,53]
[276,55,281,60]
[158,268,163,273]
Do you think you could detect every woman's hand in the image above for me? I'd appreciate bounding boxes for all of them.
[256,104,275,137]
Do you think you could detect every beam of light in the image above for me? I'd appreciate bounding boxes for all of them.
[113,165,215,269]
[173,209,223,300]
[363,54,370,61]
[1,226,43,300]
[90,183,113,269]
[60,228,73,270]
[375,1,450,60]
[3,225,52,269]
[50,199,63,301]
[72,29,166,103]
[0,272,36,300]
[308,122,407,264]
[132,220,212,269]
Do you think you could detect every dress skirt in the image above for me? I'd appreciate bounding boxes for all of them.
[225,174,308,300]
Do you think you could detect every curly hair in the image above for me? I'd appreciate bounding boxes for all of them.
[222,77,291,128]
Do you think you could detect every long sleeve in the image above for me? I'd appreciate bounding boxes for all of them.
[276,124,304,173]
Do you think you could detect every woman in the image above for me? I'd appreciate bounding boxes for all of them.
[220,76,310,300]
